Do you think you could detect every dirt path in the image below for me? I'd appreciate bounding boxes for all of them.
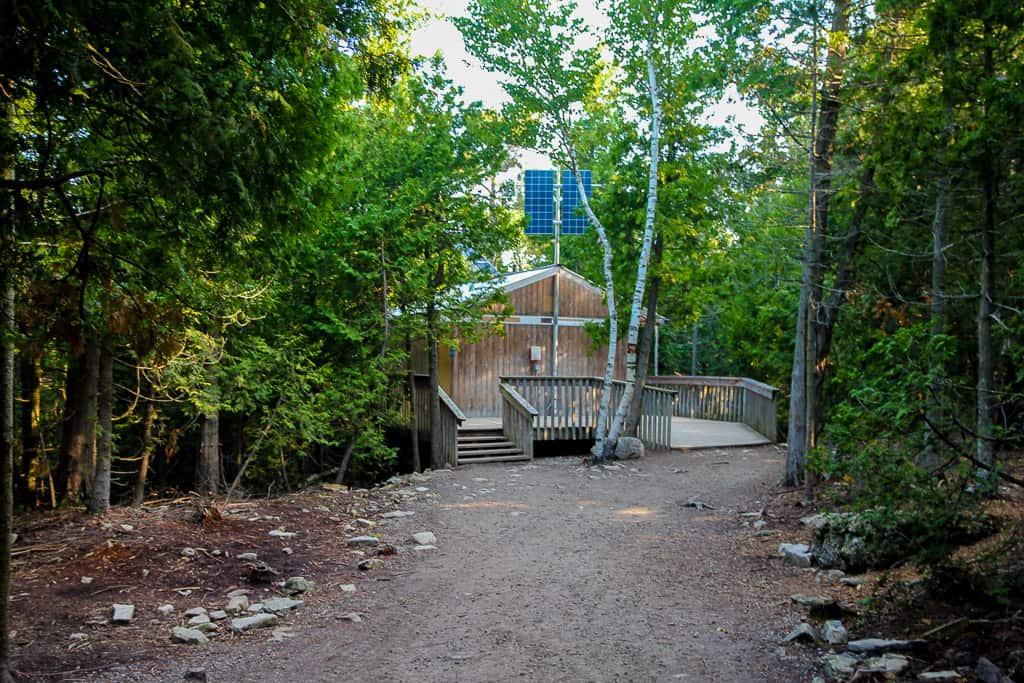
[101,446,817,682]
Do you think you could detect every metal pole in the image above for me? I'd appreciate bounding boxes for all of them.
[552,169,561,378]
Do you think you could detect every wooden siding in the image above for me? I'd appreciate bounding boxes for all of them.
[506,271,607,318]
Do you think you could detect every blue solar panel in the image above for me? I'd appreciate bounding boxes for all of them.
[524,169,556,235]
[561,169,592,234]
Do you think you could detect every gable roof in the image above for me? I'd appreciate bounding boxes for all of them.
[492,264,605,297]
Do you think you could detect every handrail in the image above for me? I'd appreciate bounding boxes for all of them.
[439,386,467,423]
[499,383,537,460]
[498,383,539,417]
[647,375,778,399]
[646,375,779,441]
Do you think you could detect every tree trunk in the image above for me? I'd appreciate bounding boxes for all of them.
[81,341,99,497]
[924,174,950,469]
[606,50,662,458]
[976,22,996,484]
[334,441,356,485]
[198,368,220,498]
[17,349,42,507]
[1,114,17,682]
[426,261,445,471]
[623,233,664,437]
[406,333,421,473]
[132,400,156,506]
[56,342,99,504]
[89,344,113,514]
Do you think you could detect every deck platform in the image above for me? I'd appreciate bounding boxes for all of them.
[461,416,770,450]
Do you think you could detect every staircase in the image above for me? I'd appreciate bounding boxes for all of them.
[457,427,529,464]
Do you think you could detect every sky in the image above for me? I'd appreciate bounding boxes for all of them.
[407,0,764,170]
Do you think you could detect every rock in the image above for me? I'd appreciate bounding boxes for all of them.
[270,627,296,643]
[183,607,207,618]
[171,627,209,645]
[614,436,645,460]
[823,652,859,680]
[411,531,436,545]
[822,620,848,648]
[80,576,94,585]
[790,594,835,608]
[380,510,415,519]
[112,604,135,624]
[230,613,278,633]
[779,543,814,568]
[237,552,258,561]
[782,623,819,644]
[225,595,250,614]
[283,547,293,555]
[414,545,437,551]
[209,610,227,621]
[860,653,910,676]
[261,597,303,614]
[847,638,916,654]
[184,667,208,681]
[157,604,175,616]
[226,588,251,598]
[187,614,211,627]
[69,632,88,641]
[841,576,869,587]
[976,657,1003,683]
[358,558,386,571]
[180,547,197,558]
[248,603,264,613]
[283,576,314,595]
[347,535,380,547]
[753,520,767,530]
[191,621,219,634]
[268,529,296,539]
[337,612,363,623]
[354,518,376,528]
[918,672,964,682]
[340,584,357,593]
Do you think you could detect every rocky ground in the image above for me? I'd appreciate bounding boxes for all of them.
[9,445,1022,682]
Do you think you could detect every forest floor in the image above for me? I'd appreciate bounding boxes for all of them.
[7,445,1022,682]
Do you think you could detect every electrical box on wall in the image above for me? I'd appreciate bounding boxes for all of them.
[529,346,542,362]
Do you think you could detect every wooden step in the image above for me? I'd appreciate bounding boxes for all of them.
[457,454,530,464]
[457,446,522,457]
[457,435,506,444]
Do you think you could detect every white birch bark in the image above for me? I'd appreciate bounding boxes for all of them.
[605,48,661,457]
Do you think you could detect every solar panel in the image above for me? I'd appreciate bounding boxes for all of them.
[523,169,556,235]
[561,169,592,234]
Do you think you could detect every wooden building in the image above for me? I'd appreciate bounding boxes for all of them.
[417,265,656,417]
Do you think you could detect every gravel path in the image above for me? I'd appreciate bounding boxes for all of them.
[104,446,816,682]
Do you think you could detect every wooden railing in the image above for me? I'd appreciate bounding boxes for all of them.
[407,374,465,468]
[646,376,779,441]
[499,376,674,449]
[499,383,538,460]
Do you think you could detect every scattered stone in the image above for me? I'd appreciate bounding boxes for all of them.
[790,594,835,608]
[756,529,782,537]
[183,607,207,618]
[171,627,209,645]
[283,547,293,555]
[112,604,135,624]
[779,543,814,568]
[158,604,175,616]
[261,597,303,614]
[414,545,437,551]
[283,576,314,595]
[358,558,386,571]
[411,531,436,546]
[225,595,250,614]
[823,652,860,680]
[180,547,197,558]
[782,623,819,644]
[847,638,916,654]
[614,436,645,460]
[414,486,430,492]
[226,588,251,598]
[976,657,1003,683]
[740,511,763,519]
[822,620,848,648]
[337,612,363,623]
[191,621,219,634]
[209,610,227,621]
[790,594,851,619]
[248,603,264,613]
[184,667,208,681]
[347,535,380,548]
[340,584,357,593]
[683,499,715,511]
[80,576,94,585]
[753,520,767,530]
[918,672,964,682]
[841,576,869,587]
[860,653,910,676]
[230,613,278,633]
[187,614,211,627]
[354,518,376,528]
[69,632,88,641]
[380,510,415,519]
[237,552,258,561]
[268,529,296,539]
[270,627,296,643]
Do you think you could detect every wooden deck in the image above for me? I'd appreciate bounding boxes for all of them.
[462,416,771,450]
